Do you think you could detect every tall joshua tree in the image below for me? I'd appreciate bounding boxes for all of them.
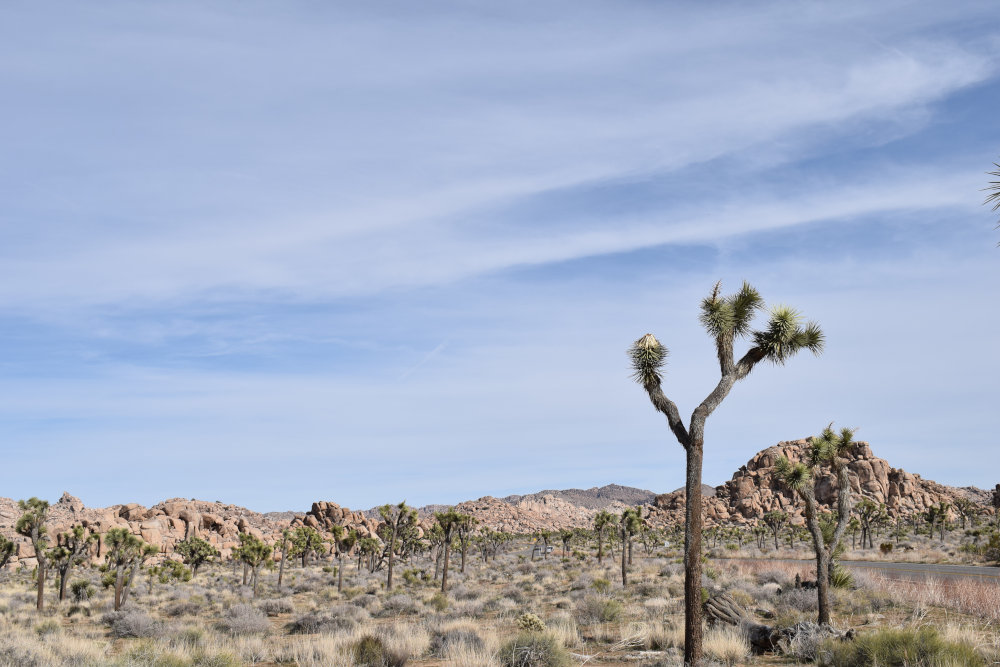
[15,497,50,611]
[775,424,856,625]
[630,281,823,665]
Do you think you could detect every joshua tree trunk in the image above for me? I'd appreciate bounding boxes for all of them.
[36,559,46,611]
[597,530,604,564]
[441,541,452,593]
[337,555,344,593]
[386,524,398,590]
[620,529,628,587]
[277,534,288,590]
[683,438,705,662]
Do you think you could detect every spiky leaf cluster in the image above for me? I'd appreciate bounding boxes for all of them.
[628,333,667,387]
[752,306,824,365]
[15,497,49,541]
[775,456,812,492]
[0,535,14,570]
[987,162,1000,229]
[699,280,763,339]
[234,533,272,568]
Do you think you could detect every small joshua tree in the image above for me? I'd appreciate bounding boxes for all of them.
[332,526,356,593]
[378,501,417,590]
[289,526,325,568]
[434,509,467,593]
[593,510,616,564]
[775,424,856,625]
[0,534,14,572]
[234,533,272,598]
[48,524,96,602]
[630,281,823,665]
[618,508,642,587]
[762,511,788,551]
[103,527,158,610]
[15,497,50,611]
[559,529,575,557]
[175,535,219,577]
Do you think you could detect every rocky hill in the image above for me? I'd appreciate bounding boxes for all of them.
[647,438,995,528]
[2,439,992,570]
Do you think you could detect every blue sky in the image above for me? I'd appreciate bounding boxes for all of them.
[1,1,998,511]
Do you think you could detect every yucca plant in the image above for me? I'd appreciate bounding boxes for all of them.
[629,281,823,665]
[774,423,857,625]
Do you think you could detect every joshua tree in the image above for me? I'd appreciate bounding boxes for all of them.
[953,497,978,529]
[48,524,96,602]
[15,497,50,611]
[379,501,417,590]
[538,530,552,559]
[434,509,466,593]
[455,515,478,573]
[630,282,823,664]
[775,424,856,625]
[559,529,575,557]
[332,527,356,593]
[762,511,788,551]
[234,533,272,598]
[925,501,951,542]
[289,526,325,568]
[594,510,616,564]
[103,527,157,610]
[618,508,642,587]
[0,534,14,572]
[175,535,219,577]
[854,499,886,549]
[275,529,290,590]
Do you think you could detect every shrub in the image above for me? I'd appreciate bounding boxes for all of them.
[353,634,407,667]
[818,627,984,666]
[879,542,893,555]
[257,598,295,616]
[218,604,270,636]
[428,591,449,612]
[499,632,572,667]
[34,619,60,637]
[285,609,359,634]
[429,624,485,657]
[105,609,163,638]
[591,578,611,594]
[381,594,420,616]
[575,596,624,624]
[165,601,202,617]
[70,579,95,602]
[516,612,546,632]
[830,564,854,589]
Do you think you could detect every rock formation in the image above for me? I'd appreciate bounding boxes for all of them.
[647,439,994,528]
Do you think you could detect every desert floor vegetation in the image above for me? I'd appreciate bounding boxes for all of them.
[1,542,999,666]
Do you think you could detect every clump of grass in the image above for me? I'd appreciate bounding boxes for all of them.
[703,624,750,666]
[818,626,984,666]
[498,632,572,667]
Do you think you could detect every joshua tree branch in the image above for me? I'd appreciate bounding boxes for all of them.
[643,380,690,448]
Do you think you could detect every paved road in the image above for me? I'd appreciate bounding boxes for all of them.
[740,558,1000,583]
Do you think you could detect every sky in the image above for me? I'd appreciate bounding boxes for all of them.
[1,1,998,512]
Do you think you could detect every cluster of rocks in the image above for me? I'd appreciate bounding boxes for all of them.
[647,439,994,528]
[0,493,293,570]
[293,501,385,540]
